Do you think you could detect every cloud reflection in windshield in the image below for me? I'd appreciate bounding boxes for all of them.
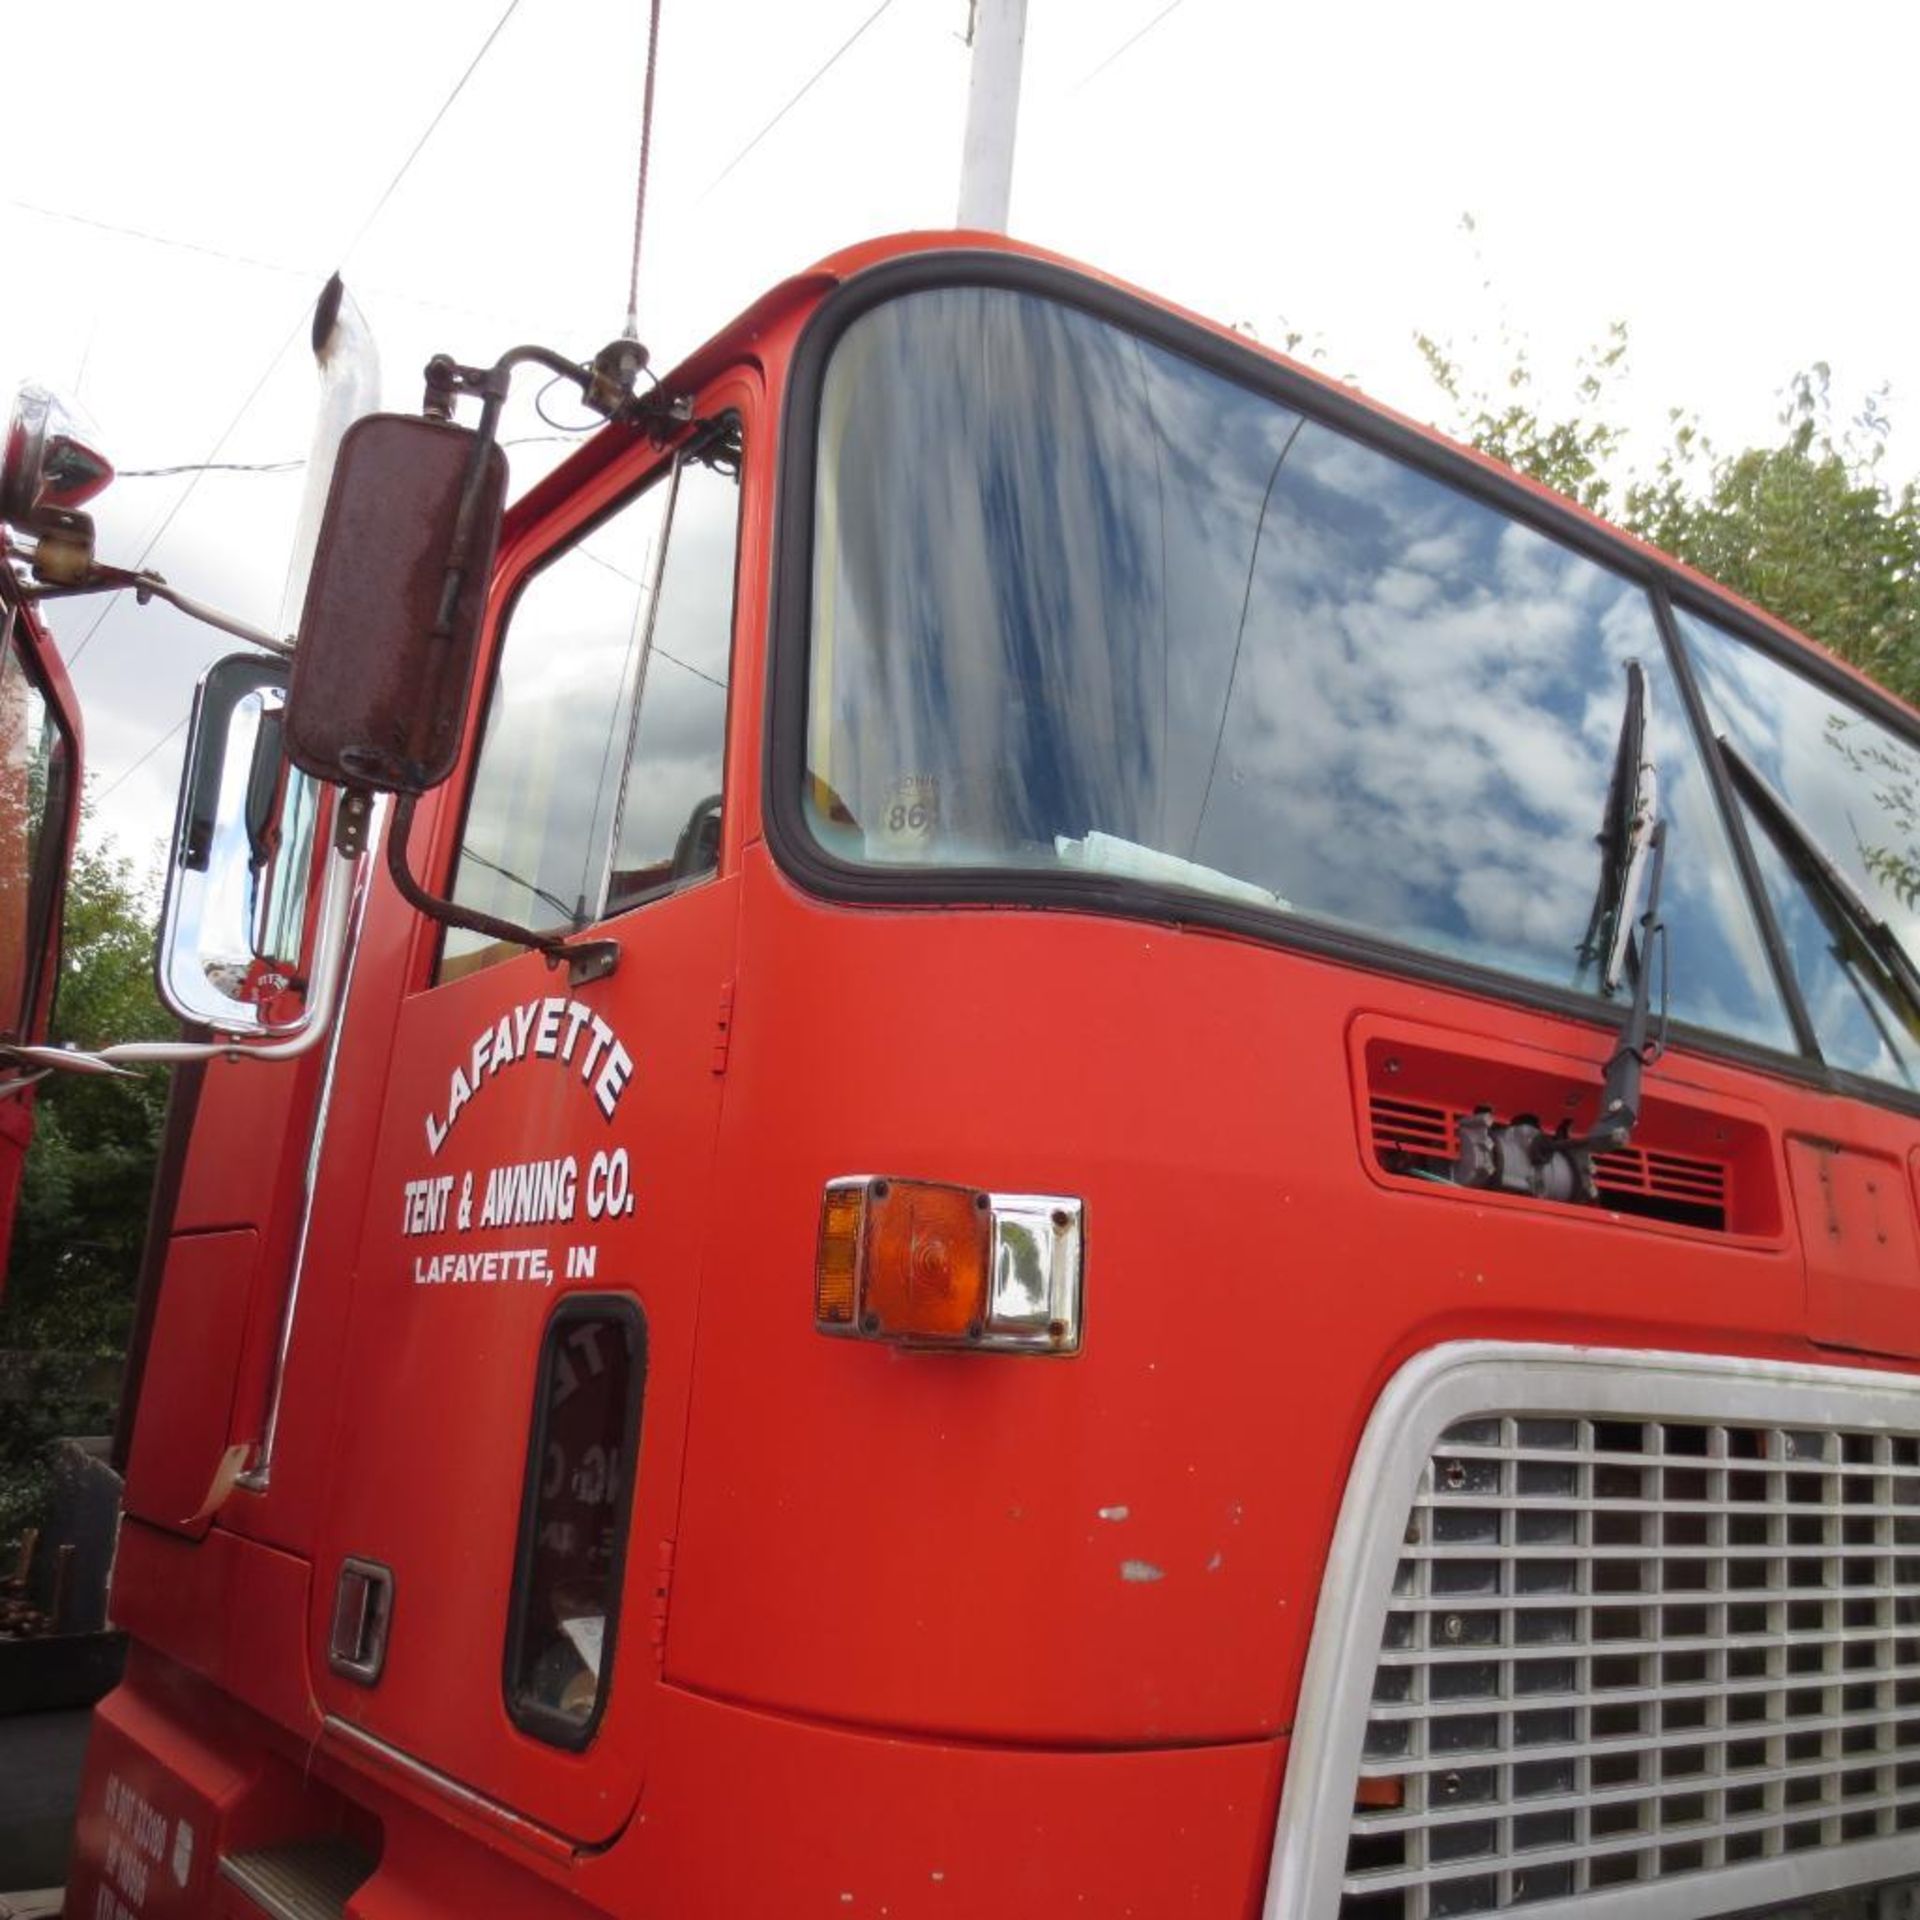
[810,286,1790,1050]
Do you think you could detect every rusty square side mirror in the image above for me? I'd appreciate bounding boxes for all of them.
[284,412,507,797]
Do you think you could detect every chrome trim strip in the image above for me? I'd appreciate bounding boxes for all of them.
[1264,1341,1920,1920]
[238,801,381,1491]
[321,1714,578,1862]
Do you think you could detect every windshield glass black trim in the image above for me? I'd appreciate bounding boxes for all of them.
[764,249,1920,1120]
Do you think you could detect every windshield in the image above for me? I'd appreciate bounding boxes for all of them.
[805,285,1792,1050]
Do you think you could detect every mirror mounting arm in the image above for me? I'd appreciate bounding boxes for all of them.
[418,340,650,692]
[24,560,293,657]
[383,791,618,989]
[7,835,361,1080]
[422,339,648,427]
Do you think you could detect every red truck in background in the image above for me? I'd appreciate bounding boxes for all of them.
[0,390,92,1274]
[31,230,1920,1919]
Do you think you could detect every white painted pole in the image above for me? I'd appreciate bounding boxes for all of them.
[956,0,1028,232]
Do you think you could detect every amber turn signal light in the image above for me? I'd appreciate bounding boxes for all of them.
[815,1177,1084,1354]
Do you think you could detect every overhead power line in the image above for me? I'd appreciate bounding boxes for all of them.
[7,195,549,337]
[108,427,591,486]
[338,0,527,267]
[699,0,902,202]
[4,198,311,279]
[96,717,188,804]
[118,458,305,478]
[119,435,586,480]
[79,0,530,796]
[1073,0,1191,91]
[64,312,310,668]
[80,0,528,657]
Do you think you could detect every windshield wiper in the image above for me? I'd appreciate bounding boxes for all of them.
[1576,660,1658,994]
[1717,734,1920,1036]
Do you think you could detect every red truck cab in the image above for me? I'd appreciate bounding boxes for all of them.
[67,232,1920,1920]
[0,507,84,1272]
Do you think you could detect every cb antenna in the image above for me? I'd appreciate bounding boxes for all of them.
[624,0,665,341]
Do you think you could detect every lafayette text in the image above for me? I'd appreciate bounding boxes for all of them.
[426,995,634,1155]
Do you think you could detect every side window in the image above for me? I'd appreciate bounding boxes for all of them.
[604,451,740,915]
[1677,608,1920,1089]
[442,433,741,979]
[504,1297,647,1748]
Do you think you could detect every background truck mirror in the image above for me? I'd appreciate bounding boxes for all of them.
[283,411,507,798]
[158,653,319,1034]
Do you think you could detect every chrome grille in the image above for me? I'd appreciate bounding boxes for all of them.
[1341,1409,1920,1916]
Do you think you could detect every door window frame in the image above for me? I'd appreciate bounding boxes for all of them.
[502,1292,649,1751]
[417,386,752,992]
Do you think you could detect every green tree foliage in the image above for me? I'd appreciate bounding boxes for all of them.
[1421,317,1920,954]
[1,828,172,1539]
[1627,371,1920,709]
[1419,329,1920,708]
[1416,320,1630,521]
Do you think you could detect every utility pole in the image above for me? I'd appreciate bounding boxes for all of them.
[956,0,1027,232]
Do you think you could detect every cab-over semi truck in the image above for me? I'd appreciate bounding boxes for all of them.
[31,232,1920,1919]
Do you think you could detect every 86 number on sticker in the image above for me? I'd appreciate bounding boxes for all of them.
[880,774,938,852]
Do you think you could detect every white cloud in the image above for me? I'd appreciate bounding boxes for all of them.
[4,0,1914,888]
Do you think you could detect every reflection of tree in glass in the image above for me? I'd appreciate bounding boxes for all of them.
[1826,713,1920,918]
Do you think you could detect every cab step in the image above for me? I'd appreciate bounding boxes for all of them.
[218,1837,376,1920]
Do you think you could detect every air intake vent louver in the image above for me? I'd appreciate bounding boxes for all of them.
[1367,1096,1730,1232]
[1341,1412,1920,1917]
[1372,1096,1456,1162]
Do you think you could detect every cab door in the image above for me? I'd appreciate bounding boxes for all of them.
[311,401,750,1843]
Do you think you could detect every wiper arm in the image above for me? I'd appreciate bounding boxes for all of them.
[1718,734,1920,1032]
[1576,659,1658,993]
[1579,817,1668,1152]
[1455,664,1671,1200]
[1455,819,1669,1194]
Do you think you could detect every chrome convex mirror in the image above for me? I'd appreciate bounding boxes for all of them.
[159,654,323,1034]
[9,654,354,1078]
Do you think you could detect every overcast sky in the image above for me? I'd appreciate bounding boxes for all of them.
[5,0,1916,876]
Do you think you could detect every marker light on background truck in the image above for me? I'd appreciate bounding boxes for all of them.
[2,383,115,584]
[815,1177,1085,1353]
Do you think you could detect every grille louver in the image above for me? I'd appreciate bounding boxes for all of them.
[1341,1412,1920,1917]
